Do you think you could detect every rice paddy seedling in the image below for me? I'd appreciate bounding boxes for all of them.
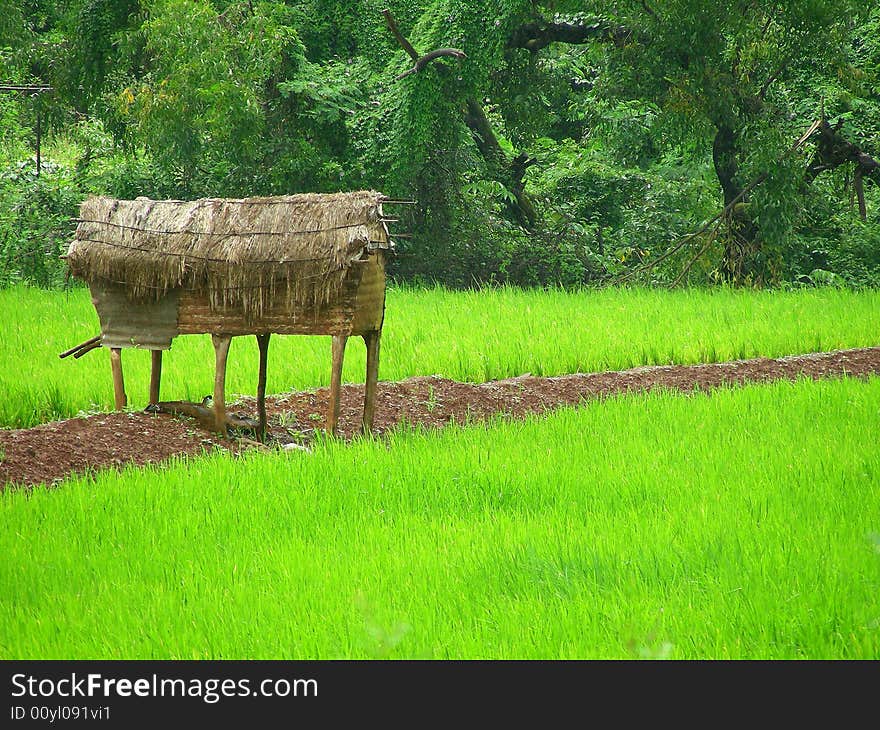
[2,377,878,659]
[2,284,879,428]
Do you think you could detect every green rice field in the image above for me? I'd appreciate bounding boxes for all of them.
[2,377,879,659]
[2,285,879,660]
[3,283,880,428]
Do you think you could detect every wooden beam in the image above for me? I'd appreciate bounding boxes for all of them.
[109,348,127,410]
[362,330,381,434]
[73,341,102,359]
[256,333,271,442]
[59,334,101,359]
[149,350,163,406]
[0,85,53,93]
[212,334,232,436]
[328,335,348,435]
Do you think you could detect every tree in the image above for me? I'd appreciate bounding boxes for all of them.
[596,0,869,283]
[2,0,877,289]
[56,0,376,198]
[383,0,877,284]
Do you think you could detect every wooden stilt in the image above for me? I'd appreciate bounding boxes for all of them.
[362,330,381,434]
[109,347,127,410]
[256,333,271,443]
[328,334,348,435]
[212,334,232,436]
[149,350,163,406]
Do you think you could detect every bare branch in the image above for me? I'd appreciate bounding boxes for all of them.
[382,8,419,60]
[380,9,533,229]
[396,48,468,80]
[669,223,721,288]
[382,9,466,80]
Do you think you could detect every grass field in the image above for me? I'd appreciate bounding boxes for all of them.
[3,283,880,428]
[2,376,878,659]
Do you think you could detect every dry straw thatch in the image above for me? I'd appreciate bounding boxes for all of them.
[66,190,391,320]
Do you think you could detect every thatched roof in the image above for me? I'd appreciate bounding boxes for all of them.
[66,191,392,320]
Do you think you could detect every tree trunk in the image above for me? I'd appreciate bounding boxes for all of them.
[463,98,537,229]
[712,124,759,284]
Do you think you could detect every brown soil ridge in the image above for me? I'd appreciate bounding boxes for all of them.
[2,346,879,490]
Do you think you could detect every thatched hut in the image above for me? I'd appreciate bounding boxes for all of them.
[64,190,396,437]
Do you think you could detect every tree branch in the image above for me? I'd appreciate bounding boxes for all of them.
[758,61,787,100]
[381,9,536,230]
[669,221,722,288]
[614,119,822,285]
[805,118,880,187]
[382,8,419,60]
[396,48,468,80]
[463,99,537,228]
[508,18,635,52]
[382,9,466,79]
[640,1,659,21]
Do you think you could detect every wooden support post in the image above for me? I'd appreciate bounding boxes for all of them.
[328,334,348,435]
[109,347,127,410]
[35,103,41,177]
[362,330,381,434]
[212,334,232,436]
[256,333,271,443]
[149,350,163,406]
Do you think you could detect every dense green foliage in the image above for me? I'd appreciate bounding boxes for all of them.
[0,1,879,288]
[4,284,880,428]
[3,376,879,658]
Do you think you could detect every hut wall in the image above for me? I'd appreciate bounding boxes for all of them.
[90,283,179,349]
[350,251,386,334]
[175,251,386,337]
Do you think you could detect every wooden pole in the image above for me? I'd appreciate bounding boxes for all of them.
[72,340,102,359]
[109,347,126,410]
[362,330,381,434]
[35,102,41,177]
[212,334,232,436]
[59,334,101,359]
[256,333,270,443]
[328,335,348,435]
[149,350,163,406]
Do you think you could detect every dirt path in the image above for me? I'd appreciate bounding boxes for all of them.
[3,346,879,489]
